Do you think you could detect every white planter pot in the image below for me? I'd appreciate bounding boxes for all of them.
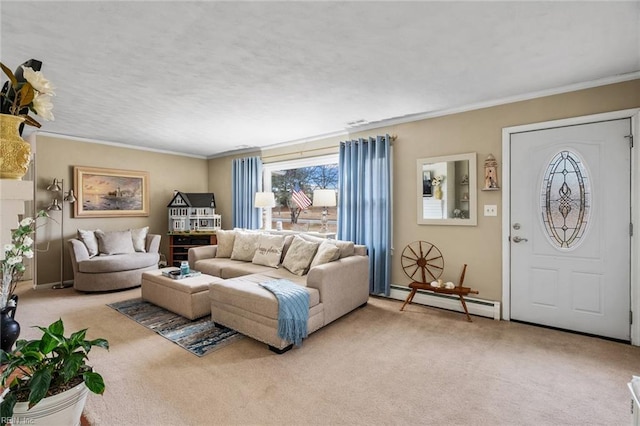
[10,382,89,426]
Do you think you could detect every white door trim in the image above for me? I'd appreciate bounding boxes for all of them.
[501,108,640,345]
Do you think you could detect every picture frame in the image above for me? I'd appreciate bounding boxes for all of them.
[74,166,149,217]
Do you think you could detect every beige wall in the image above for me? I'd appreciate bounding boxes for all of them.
[209,79,640,302]
[33,80,640,297]
[35,135,209,285]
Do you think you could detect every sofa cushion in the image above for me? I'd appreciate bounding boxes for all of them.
[95,230,136,255]
[259,268,307,286]
[230,231,260,261]
[77,229,100,257]
[78,252,158,273]
[219,262,275,279]
[282,236,319,276]
[310,240,341,269]
[130,226,149,252]
[252,234,285,268]
[215,229,235,258]
[211,274,320,320]
[194,258,246,278]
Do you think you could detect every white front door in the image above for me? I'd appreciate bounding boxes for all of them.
[510,118,632,340]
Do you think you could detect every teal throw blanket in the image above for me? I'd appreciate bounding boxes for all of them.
[260,279,309,347]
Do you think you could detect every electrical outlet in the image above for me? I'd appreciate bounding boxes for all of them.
[484,205,497,216]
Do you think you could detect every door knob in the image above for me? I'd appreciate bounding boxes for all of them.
[512,236,528,243]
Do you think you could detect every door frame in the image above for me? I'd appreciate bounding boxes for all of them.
[501,108,640,345]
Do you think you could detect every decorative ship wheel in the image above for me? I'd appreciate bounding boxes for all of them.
[400,240,444,284]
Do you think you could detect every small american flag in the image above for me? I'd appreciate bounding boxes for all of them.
[291,186,312,209]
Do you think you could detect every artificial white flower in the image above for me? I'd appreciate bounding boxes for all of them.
[4,244,14,252]
[22,65,56,95]
[32,92,55,121]
[23,236,33,247]
[23,249,33,259]
[19,217,34,227]
[6,256,22,266]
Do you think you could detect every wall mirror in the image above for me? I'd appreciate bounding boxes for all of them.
[417,152,477,226]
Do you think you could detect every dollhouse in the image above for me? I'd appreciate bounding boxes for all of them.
[167,192,221,232]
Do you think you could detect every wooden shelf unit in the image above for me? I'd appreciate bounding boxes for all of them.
[168,233,217,267]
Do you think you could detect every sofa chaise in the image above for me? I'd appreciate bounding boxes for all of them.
[188,230,369,352]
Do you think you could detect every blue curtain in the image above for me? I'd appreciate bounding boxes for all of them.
[232,156,262,229]
[338,135,391,296]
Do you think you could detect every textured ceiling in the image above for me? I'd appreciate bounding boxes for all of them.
[1,1,639,158]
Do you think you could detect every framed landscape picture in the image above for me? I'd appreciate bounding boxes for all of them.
[74,166,149,217]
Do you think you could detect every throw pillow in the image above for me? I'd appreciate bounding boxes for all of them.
[77,229,100,257]
[215,229,236,258]
[252,234,285,268]
[230,231,260,262]
[299,234,355,258]
[95,230,136,255]
[309,240,341,269]
[280,234,295,264]
[130,226,149,252]
[282,236,319,276]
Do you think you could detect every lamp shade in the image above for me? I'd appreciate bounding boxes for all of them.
[47,198,62,211]
[313,189,336,207]
[46,178,62,192]
[254,192,276,208]
[64,189,77,203]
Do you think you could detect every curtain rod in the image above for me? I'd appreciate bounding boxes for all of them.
[261,134,398,160]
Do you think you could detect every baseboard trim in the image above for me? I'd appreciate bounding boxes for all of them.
[389,285,501,320]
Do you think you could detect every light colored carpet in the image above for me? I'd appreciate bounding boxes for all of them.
[11,282,640,426]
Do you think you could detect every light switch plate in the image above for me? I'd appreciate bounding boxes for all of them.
[484,205,497,216]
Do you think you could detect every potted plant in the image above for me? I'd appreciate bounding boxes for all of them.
[0,318,108,425]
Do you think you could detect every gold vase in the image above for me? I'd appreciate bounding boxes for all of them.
[0,114,31,180]
[434,185,442,200]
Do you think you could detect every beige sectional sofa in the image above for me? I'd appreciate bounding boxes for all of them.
[68,228,161,292]
[188,230,369,353]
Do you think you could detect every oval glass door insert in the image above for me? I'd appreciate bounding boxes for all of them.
[540,150,591,249]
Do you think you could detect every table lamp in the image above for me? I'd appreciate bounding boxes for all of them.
[254,192,276,230]
[312,189,336,233]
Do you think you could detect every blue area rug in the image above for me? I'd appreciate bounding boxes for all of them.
[108,298,242,357]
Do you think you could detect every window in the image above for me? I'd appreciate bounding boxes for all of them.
[263,154,339,233]
[540,150,591,249]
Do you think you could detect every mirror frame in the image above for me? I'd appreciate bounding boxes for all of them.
[416,152,477,226]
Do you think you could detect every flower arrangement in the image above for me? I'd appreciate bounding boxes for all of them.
[0,59,55,129]
[431,175,444,187]
[1,211,48,310]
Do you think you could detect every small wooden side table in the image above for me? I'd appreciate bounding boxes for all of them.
[398,242,479,322]
[400,281,479,322]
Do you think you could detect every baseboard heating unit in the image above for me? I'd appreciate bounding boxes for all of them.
[389,285,501,320]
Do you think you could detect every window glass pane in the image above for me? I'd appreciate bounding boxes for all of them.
[540,150,591,249]
[266,158,339,233]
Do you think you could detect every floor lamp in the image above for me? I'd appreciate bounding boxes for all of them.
[254,192,275,230]
[312,189,336,233]
[47,178,76,289]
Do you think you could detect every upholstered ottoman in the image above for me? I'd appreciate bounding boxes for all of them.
[209,273,324,353]
[142,269,224,320]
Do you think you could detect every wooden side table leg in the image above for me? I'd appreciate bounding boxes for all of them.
[458,295,472,322]
[400,289,417,311]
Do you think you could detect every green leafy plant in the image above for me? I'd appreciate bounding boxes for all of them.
[0,318,109,425]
